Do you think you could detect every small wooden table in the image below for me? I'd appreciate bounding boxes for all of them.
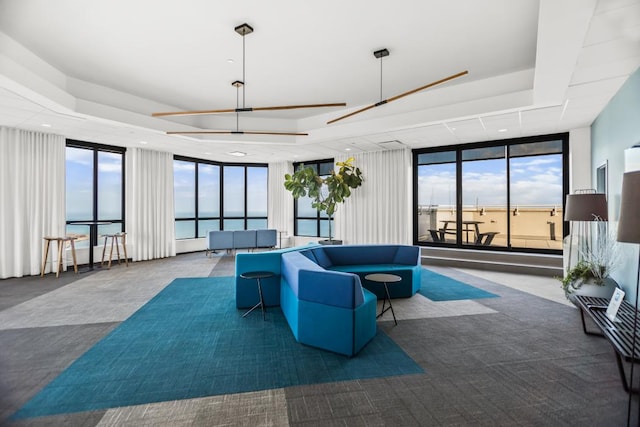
[365,273,401,325]
[240,271,275,320]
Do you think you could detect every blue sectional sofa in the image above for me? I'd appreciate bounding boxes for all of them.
[235,243,421,357]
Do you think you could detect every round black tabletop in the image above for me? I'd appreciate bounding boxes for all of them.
[240,271,275,280]
[365,273,402,283]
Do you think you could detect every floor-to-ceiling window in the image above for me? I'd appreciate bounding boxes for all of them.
[292,159,334,237]
[414,134,568,253]
[173,156,267,239]
[65,140,125,248]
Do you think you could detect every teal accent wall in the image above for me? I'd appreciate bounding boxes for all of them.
[591,66,640,303]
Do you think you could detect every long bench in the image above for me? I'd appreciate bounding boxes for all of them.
[207,229,277,255]
[575,295,640,393]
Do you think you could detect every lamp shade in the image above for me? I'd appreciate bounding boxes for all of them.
[564,193,608,221]
[618,171,640,243]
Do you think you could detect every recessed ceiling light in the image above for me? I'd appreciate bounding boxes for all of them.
[205,152,212,155]
[227,59,234,63]
[498,128,508,133]
[41,123,51,127]
[345,148,351,151]
[228,151,246,157]
[139,141,148,144]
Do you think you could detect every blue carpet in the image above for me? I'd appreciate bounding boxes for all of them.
[12,277,423,420]
[419,268,499,301]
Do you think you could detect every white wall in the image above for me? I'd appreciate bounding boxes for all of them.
[591,67,640,305]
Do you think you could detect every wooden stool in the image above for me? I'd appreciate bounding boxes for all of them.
[41,236,78,278]
[101,232,129,269]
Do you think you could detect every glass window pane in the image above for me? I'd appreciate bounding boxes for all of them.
[509,153,563,250]
[416,153,457,243]
[223,166,245,216]
[320,219,333,238]
[174,160,196,218]
[98,223,123,237]
[198,219,219,238]
[297,194,318,217]
[462,149,507,247]
[223,219,244,231]
[175,220,195,239]
[510,140,563,157]
[66,147,94,221]
[319,162,334,176]
[247,219,267,229]
[198,163,220,217]
[462,146,505,162]
[66,224,91,249]
[297,219,317,237]
[97,151,122,220]
[418,151,456,165]
[247,167,267,217]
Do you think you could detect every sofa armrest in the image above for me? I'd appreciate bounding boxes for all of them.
[392,245,420,265]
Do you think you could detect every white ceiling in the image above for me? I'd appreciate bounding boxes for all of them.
[0,0,638,163]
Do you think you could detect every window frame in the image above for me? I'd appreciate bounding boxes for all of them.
[173,155,268,239]
[65,139,126,247]
[412,133,569,254]
[292,158,334,238]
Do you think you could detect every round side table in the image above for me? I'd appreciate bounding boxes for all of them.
[365,273,402,325]
[240,271,275,320]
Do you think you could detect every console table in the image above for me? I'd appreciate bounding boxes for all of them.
[575,295,640,393]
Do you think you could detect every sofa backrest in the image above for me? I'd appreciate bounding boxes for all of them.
[256,229,277,248]
[209,230,234,250]
[233,230,257,249]
[235,243,321,276]
[317,245,417,266]
[281,251,365,309]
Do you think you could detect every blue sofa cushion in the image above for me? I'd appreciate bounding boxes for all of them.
[209,230,234,250]
[256,229,277,248]
[281,251,364,309]
[233,230,257,249]
[321,245,401,266]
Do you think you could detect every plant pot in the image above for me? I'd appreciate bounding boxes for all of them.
[319,239,342,245]
[567,276,618,306]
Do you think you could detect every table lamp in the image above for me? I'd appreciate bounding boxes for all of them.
[617,171,640,424]
[564,190,608,270]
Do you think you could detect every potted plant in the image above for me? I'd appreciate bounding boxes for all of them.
[284,157,363,244]
[560,227,621,303]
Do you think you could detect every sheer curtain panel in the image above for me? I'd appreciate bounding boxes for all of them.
[268,161,294,237]
[0,127,66,278]
[125,148,176,261]
[334,149,412,245]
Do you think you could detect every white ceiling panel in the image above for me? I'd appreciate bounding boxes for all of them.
[0,0,638,161]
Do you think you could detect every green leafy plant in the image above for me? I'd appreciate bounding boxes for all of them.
[284,157,363,241]
[559,227,621,297]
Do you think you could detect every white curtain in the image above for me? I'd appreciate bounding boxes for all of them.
[268,161,294,236]
[126,148,176,261]
[334,149,412,245]
[0,127,66,278]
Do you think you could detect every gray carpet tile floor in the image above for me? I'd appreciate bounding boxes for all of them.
[0,251,638,426]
